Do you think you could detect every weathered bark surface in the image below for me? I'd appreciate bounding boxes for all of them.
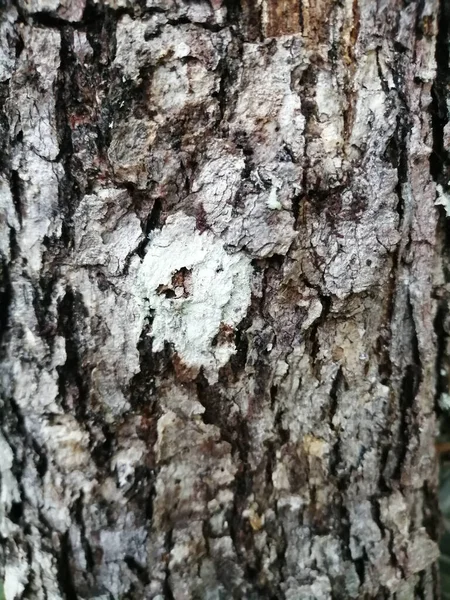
[0,0,446,598]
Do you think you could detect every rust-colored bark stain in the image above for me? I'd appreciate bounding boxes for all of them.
[347,0,360,62]
[172,353,199,382]
[263,0,301,38]
[299,0,334,44]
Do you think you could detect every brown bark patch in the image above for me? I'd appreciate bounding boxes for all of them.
[263,0,301,38]
[300,0,334,45]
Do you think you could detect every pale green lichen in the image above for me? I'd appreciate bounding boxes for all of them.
[136,213,252,381]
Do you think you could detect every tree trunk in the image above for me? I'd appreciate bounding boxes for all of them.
[0,0,447,598]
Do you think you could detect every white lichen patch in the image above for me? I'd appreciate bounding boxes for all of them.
[136,213,252,380]
[435,183,450,216]
[266,181,283,211]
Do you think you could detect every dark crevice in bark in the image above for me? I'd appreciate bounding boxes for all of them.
[423,480,440,543]
[375,47,390,95]
[329,367,347,482]
[163,529,175,600]
[214,55,232,127]
[195,371,269,596]
[222,0,241,22]
[3,397,27,471]
[196,370,249,460]
[227,467,256,591]
[0,257,12,345]
[32,274,58,348]
[126,321,169,543]
[431,0,450,443]
[416,571,427,600]
[56,286,90,417]
[269,383,278,412]
[431,562,441,599]
[0,399,37,579]
[46,25,82,261]
[431,6,450,597]
[129,312,163,412]
[226,316,251,379]
[8,500,23,524]
[128,315,162,519]
[167,16,225,33]
[430,0,449,182]
[273,404,290,446]
[31,438,48,479]
[305,184,349,226]
[124,555,150,586]
[73,493,95,573]
[56,285,117,473]
[28,11,83,30]
[385,94,410,226]
[83,0,118,153]
[329,366,345,428]
[9,227,18,262]
[252,355,273,404]
[335,501,356,581]
[136,198,163,259]
[291,190,302,229]
[0,89,10,167]
[353,555,367,591]
[379,391,397,494]
[91,423,114,471]
[375,278,396,389]
[214,9,244,132]
[435,298,449,411]
[84,0,116,64]
[393,115,409,226]
[116,188,162,274]
[307,294,331,379]
[19,546,34,600]
[388,38,410,232]
[9,169,23,226]
[394,361,421,482]
[56,532,78,600]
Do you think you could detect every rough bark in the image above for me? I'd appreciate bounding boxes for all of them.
[0,0,446,598]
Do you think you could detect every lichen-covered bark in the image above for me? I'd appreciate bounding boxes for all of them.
[0,0,445,598]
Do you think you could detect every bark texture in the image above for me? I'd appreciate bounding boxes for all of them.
[0,0,446,598]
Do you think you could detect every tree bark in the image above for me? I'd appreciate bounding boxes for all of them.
[0,0,446,598]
